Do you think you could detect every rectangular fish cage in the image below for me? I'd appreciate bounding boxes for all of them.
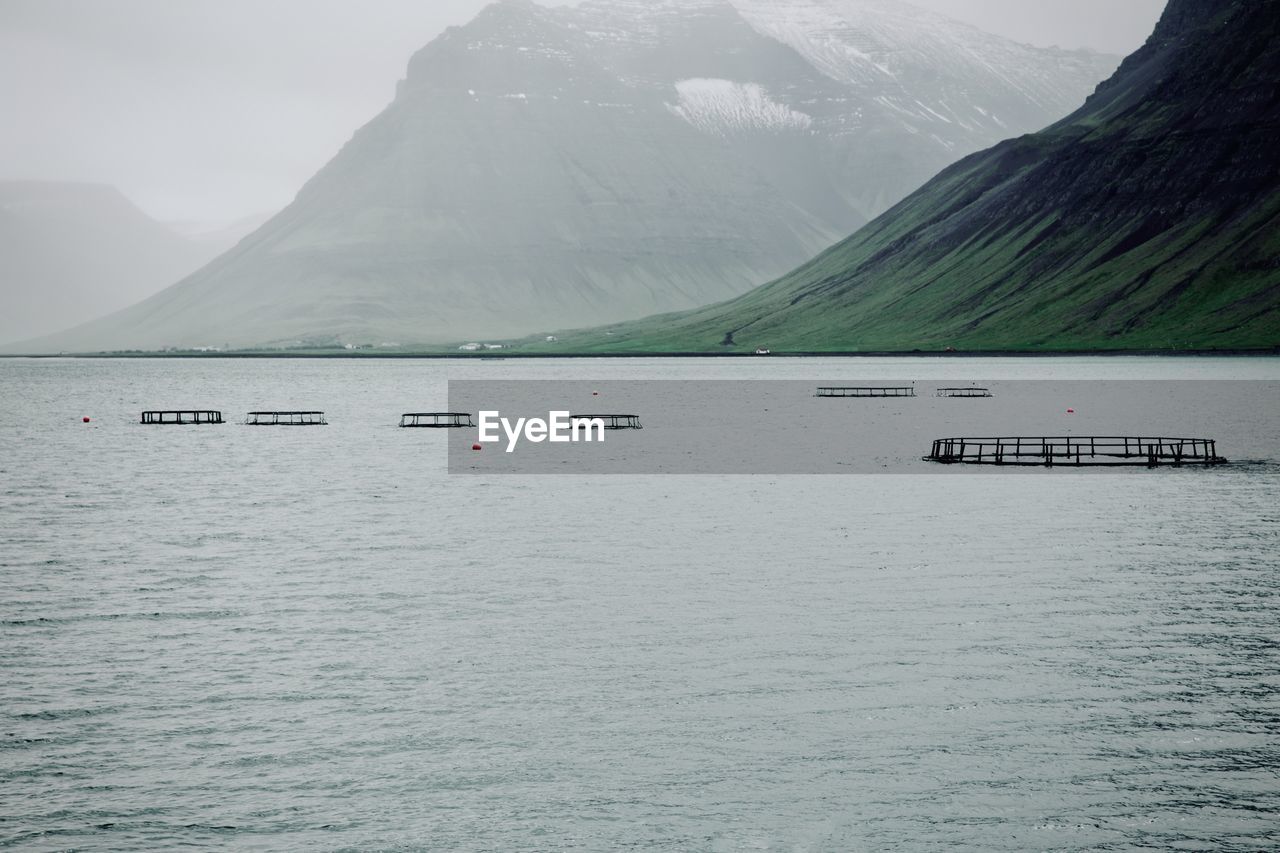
[141,410,223,425]
[569,414,643,430]
[400,412,475,428]
[925,436,1226,467]
[935,387,992,398]
[244,411,327,426]
[816,386,916,398]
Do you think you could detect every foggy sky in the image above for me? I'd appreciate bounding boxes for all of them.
[0,0,1165,225]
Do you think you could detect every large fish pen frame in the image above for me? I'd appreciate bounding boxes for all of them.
[244,411,328,426]
[141,410,223,424]
[935,387,992,398]
[816,386,916,398]
[400,413,475,428]
[925,436,1226,467]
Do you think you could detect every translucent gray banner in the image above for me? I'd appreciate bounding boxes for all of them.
[445,380,1280,474]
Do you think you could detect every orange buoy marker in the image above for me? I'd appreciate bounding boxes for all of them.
[471,443,483,451]
[82,416,90,423]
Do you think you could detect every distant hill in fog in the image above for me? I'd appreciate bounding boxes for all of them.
[15,0,1117,353]
[0,182,263,345]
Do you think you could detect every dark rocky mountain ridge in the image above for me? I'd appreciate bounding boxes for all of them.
[556,0,1279,351]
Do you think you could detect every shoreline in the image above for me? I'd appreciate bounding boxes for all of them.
[1,349,1278,360]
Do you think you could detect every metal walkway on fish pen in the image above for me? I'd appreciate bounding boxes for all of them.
[141,410,223,425]
[400,412,474,428]
[924,436,1226,467]
[244,411,327,426]
[935,387,992,398]
[816,386,916,398]
[569,414,643,430]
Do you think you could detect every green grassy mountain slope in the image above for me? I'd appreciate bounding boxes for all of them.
[552,0,1280,353]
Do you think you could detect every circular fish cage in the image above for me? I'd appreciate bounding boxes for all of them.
[925,436,1226,467]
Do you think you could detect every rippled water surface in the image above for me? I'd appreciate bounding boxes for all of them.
[2,357,1278,850]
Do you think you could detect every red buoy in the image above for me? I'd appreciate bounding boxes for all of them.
[592,391,599,396]
[1066,408,1075,414]
[471,443,483,451]
[82,416,90,423]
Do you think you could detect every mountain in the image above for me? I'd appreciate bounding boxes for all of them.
[0,182,260,345]
[555,0,1280,352]
[15,0,1116,353]
[167,213,276,254]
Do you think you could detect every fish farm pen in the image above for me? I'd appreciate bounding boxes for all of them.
[569,414,643,430]
[816,386,916,398]
[925,436,1226,467]
[936,387,993,398]
[400,412,475,428]
[141,410,223,425]
[244,411,328,426]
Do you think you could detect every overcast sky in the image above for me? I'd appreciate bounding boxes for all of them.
[0,0,1165,225]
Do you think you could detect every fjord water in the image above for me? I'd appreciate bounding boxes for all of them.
[2,357,1278,850]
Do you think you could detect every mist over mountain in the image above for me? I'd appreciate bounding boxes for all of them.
[559,0,1280,352]
[0,182,260,345]
[16,0,1116,353]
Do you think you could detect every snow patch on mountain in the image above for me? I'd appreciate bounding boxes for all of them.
[669,79,813,134]
[728,0,1116,139]
[729,0,902,86]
